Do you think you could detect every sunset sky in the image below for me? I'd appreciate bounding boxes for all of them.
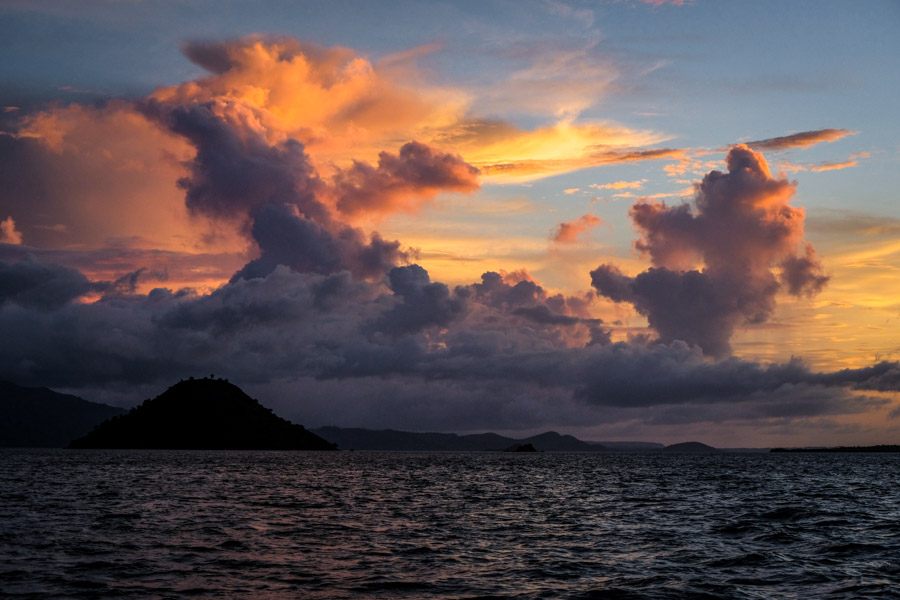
[1,0,899,446]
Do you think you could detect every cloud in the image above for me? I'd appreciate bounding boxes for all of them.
[746,128,855,151]
[781,244,829,296]
[163,37,470,169]
[333,141,479,216]
[0,257,95,309]
[0,217,22,245]
[553,214,602,243]
[779,152,870,174]
[0,255,891,435]
[165,37,669,184]
[470,144,683,182]
[478,41,616,120]
[591,180,645,191]
[230,204,407,281]
[592,144,827,356]
[142,82,480,283]
[0,102,227,254]
[375,264,467,334]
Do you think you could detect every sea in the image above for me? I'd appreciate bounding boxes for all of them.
[2,449,899,599]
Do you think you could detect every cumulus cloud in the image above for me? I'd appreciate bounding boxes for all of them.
[746,128,855,151]
[0,217,22,245]
[592,144,827,356]
[552,214,601,243]
[142,89,472,282]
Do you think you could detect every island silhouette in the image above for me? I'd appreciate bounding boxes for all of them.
[69,377,336,450]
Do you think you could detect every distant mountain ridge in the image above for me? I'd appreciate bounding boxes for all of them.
[0,380,124,447]
[71,378,335,450]
[1,377,716,452]
[312,426,667,452]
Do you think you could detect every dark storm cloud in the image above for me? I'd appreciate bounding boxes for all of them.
[376,264,467,334]
[0,257,95,309]
[142,101,328,223]
[592,144,827,357]
[231,204,406,281]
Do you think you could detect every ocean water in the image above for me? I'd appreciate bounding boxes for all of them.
[1,450,899,599]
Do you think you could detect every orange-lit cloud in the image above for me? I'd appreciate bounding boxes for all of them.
[0,217,22,245]
[746,128,855,151]
[155,37,671,185]
[553,214,601,243]
[591,179,645,190]
[810,154,868,172]
[472,145,683,182]
[778,152,869,174]
[5,102,245,255]
[157,37,469,170]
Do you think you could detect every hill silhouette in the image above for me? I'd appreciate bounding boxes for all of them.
[70,378,335,450]
[662,441,717,453]
[0,380,124,447]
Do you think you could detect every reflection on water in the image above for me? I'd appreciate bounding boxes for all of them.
[2,450,899,598]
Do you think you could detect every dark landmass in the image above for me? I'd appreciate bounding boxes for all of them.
[0,380,124,447]
[771,445,900,453]
[662,441,718,453]
[504,443,538,452]
[70,378,335,450]
[312,427,609,452]
[599,441,665,450]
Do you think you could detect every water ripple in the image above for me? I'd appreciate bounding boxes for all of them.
[2,450,900,598]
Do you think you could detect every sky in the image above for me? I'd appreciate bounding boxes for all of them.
[1,0,899,447]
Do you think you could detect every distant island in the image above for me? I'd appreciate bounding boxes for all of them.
[0,380,124,447]
[504,443,538,453]
[70,378,336,450]
[662,441,717,453]
[771,445,900,453]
